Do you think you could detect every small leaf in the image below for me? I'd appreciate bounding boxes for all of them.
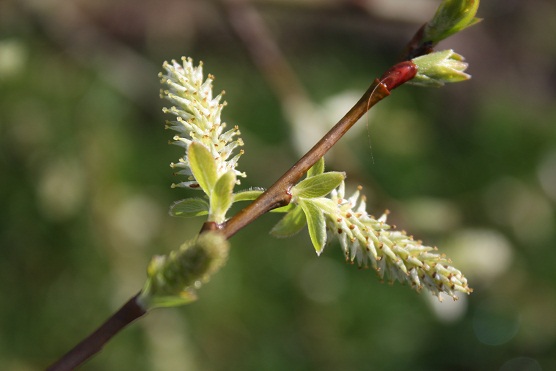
[169,198,209,217]
[232,188,265,203]
[142,289,198,309]
[292,172,346,199]
[271,204,295,213]
[270,206,307,238]
[210,171,236,223]
[299,199,327,255]
[188,142,218,196]
[308,197,338,215]
[307,157,325,178]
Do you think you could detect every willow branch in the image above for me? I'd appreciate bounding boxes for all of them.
[47,60,417,370]
[47,9,430,367]
[400,23,437,61]
[218,61,417,239]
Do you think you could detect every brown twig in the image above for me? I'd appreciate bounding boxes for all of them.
[219,61,417,239]
[400,23,436,61]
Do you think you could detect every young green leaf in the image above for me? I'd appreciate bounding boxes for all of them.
[232,188,265,203]
[169,198,209,217]
[298,199,327,255]
[306,157,325,178]
[291,172,346,199]
[209,171,236,223]
[139,289,198,309]
[270,204,295,213]
[270,205,307,238]
[424,0,481,43]
[306,197,338,215]
[188,142,218,196]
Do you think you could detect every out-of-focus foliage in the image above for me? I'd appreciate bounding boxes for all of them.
[1,0,556,370]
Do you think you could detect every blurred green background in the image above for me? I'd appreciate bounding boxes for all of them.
[2,0,556,370]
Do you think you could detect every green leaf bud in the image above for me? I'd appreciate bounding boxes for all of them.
[231,188,265,203]
[209,171,236,223]
[298,199,327,255]
[424,0,481,43]
[291,171,346,200]
[410,50,471,87]
[270,206,307,238]
[138,232,229,310]
[169,198,209,218]
[188,142,218,196]
[306,157,325,178]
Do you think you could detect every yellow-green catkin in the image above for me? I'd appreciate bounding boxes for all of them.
[138,232,229,309]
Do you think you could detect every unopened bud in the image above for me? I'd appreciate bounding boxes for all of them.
[410,50,470,87]
[138,232,229,310]
[424,0,481,43]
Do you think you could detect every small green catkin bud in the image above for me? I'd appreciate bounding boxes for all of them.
[138,232,229,310]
